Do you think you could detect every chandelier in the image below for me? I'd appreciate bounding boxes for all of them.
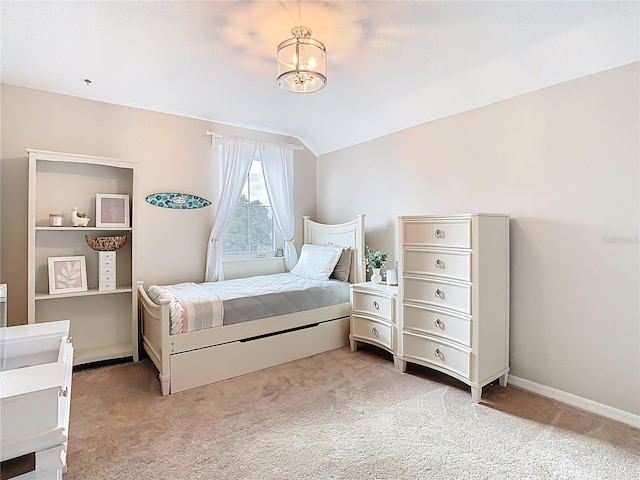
[276,26,327,93]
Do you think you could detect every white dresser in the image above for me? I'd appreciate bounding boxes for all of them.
[397,214,509,402]
[1,320,73,479]
[350,282,398,366]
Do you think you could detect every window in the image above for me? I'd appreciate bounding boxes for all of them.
[223,159,279,257]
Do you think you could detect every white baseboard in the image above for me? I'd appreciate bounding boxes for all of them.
[509,375,640,429]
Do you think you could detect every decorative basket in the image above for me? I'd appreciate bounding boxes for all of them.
[85,235,127,251]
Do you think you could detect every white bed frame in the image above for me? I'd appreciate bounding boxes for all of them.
[138,215,365,395]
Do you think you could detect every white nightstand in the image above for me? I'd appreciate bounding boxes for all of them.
[349,282,398,366]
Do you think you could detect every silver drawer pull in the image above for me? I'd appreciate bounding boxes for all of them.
[434,348,443,360]
[435,259,444,268]
[371,326,379,337]
[59,387,69,398]
[67,336,73,343]
[434,229,443,239]
[435,289,444,299]
[372,301,379,310]
[434,319,444,329]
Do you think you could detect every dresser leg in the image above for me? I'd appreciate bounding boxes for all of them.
[398,359,407,373]
[160,376,170,396]
[471,386,481,403]
[498,373,509,387]
[349,339,357,352]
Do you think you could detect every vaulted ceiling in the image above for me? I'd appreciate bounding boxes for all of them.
[1,1,638,155]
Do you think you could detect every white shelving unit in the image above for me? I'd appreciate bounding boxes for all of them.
[27,149,138,366]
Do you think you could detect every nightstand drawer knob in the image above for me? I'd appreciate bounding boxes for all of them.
[435,289,444,299]
[372,301,379,310]
[435,319,444,329]
[371,326,379,337]
[435,229,443,239]
[434,348,443,360]
[435,259,444,268]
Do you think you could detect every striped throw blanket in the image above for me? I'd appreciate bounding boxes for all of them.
[148,283,223,335]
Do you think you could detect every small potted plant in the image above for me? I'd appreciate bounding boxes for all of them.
[364,245,388,284]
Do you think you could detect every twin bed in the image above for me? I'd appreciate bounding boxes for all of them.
[138,215,365,395]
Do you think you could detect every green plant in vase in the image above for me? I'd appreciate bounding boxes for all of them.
[364,245,388,284]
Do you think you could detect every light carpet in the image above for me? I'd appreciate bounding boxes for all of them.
[66,346,640,479]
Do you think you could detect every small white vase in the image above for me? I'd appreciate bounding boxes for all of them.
[371,268,382,284]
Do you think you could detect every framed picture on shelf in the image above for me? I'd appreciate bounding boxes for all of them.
[48,256,88,295]
[96,194,130,228]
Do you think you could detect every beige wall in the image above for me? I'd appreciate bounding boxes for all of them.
[316,63,640,416]
[0,85,317,325]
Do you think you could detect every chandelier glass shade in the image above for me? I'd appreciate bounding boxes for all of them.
[277,26,326,93]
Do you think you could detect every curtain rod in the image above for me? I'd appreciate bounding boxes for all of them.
[205,131,304,150]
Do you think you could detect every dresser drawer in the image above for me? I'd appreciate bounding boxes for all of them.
[99,265,116,276]
[403,277,471,314]
[99,251,116,267]
[99,280,116,291]
[403,249,470,281]
[100,273,116,283]
[403,220,471,249]
[352,291,393,321]
[99,251,116,261]
[403,304,470,347]
[352,315,393,350]
[403,332,470,379]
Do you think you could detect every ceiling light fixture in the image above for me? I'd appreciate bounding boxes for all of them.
[276,26,326,93]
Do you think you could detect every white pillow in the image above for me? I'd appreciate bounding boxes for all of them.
[291,244,344,281]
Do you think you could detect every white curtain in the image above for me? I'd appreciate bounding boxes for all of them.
[260,144,298,271]
[204,137,257,282]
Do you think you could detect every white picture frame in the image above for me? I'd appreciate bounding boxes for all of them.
[96,194,130,228]
[48,256,88,295]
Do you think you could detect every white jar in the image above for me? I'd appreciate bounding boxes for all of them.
[49,214,63,227]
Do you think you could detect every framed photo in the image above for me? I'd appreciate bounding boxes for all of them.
[96,194,130,228]
[48,256,88,295]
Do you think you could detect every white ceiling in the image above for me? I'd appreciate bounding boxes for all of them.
[1,1,638,155]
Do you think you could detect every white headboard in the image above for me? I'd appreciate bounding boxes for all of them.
[302,215,365,284]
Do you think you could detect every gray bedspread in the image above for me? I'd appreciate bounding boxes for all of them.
[148,273,350,334]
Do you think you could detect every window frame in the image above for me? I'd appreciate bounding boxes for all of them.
[222,157,283,261]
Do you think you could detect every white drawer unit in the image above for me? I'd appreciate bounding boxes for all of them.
[398,214,510,403]
[351,315,393,351]
[350,282,398,365]
[402,332,471,379]
[99,251,117,291]
[403,303,471,347]
[403,248,471,281]
[352,290,393,320]
[0,320,73,479]
[402,219,471,249]
[403,276,471,315]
